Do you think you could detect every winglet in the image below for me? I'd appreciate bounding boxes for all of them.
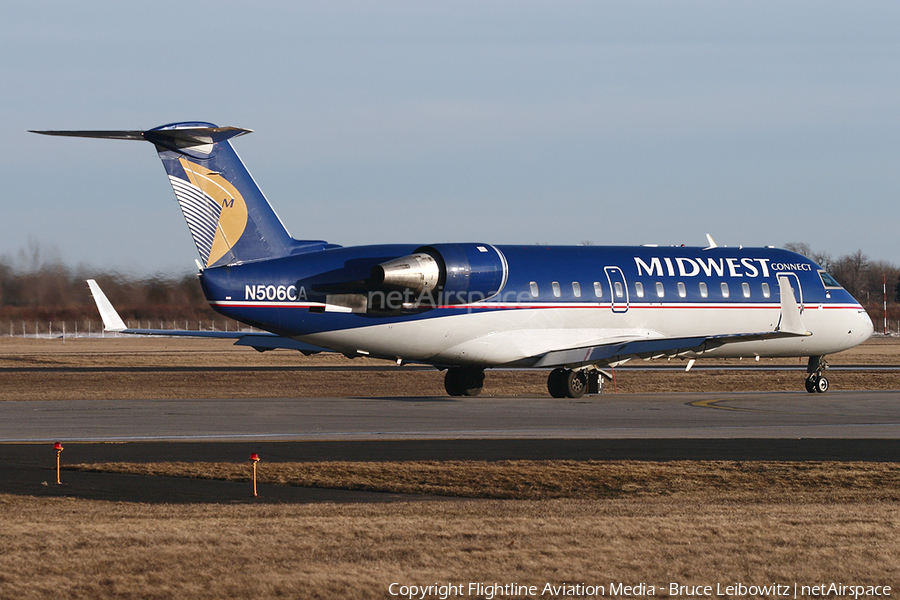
[86,280,127,332]
[775,275,808,335]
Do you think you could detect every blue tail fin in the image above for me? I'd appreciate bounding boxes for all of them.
[32,122,330,267]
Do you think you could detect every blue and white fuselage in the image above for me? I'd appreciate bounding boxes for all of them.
[199,244,871,368]
[34,123,873,397]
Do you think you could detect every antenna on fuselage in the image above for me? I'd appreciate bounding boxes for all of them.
[704,234,718,250]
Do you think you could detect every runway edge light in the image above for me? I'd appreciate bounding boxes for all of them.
[54,442,64,485]
[250,453,260,498]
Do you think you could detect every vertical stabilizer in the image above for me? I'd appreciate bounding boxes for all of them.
[145,122,308,267]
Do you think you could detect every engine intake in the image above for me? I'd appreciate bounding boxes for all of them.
[371,243,508,305]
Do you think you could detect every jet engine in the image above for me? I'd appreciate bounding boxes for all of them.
[371,243,508,305]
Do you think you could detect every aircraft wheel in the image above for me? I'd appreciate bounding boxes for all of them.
[548,369,588,398]
[444,367,484,396]
[804,376,817,394]
[565,370,587,398]
[547,368,568,398]
[814,376,829,393]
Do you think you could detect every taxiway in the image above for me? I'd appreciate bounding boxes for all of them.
[2,390,899,443]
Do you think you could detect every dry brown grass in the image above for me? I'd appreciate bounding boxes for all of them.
[1,489,898,600]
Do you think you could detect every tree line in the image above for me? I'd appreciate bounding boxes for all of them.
[783,243,900,308]
[0,247,216,325]
[1,243,898,331]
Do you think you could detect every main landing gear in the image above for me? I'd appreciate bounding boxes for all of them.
[547,368,605,398]
[444,366,485,396]
[805,356,829,393]
[444,366,605,398]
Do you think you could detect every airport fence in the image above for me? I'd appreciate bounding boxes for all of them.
[2,319,256,338]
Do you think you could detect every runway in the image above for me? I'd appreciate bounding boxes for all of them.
[2,390,899,442]
[3,390,899,502]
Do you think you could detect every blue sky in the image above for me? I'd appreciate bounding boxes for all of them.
[3,1,898,275]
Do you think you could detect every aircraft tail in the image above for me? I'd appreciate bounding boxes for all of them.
[32,122,328,268]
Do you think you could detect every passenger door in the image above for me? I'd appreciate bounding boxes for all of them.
[605,266,629,313]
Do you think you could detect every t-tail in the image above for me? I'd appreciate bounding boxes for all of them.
[31,122,330,267]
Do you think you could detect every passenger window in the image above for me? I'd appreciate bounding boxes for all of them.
[655,282,665,298]
[614,282,624,298]
[593,282,603,297]
[699,282,708,298]
[742,282,751,298]
[572,282,581,298]
[721,282,730,298]
[529,281,539,297]
[635,282,644,298]
[677,282,686,298]
[552,281,561,297]
[762,282,771,298]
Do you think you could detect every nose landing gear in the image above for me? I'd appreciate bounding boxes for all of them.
[805,356,829,393]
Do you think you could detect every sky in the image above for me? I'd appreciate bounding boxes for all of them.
[3,1,898,276]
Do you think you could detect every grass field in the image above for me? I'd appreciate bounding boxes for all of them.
[1,337,899,598]
[3,465,899,599]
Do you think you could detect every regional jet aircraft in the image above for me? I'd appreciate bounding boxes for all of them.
[33,123,874,397]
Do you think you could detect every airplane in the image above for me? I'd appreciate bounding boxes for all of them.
[32,122,874,397]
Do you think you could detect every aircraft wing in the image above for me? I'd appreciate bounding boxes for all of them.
[532,329,806,369]
[533,275,810,369]
[86,279,331,354]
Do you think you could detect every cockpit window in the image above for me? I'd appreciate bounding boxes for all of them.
[819,271,842,289]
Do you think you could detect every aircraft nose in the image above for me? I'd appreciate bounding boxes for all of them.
[857,309,875,342]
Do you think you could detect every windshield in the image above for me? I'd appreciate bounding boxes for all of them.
[819,271,842,289]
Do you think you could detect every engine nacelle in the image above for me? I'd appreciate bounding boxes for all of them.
[371,243,508,305]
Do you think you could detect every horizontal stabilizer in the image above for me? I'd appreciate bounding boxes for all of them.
[30,127,251,149]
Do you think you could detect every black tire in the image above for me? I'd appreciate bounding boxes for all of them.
[444,368,463,396]
[444,367,484,396]
[815,376,829,393]
[804,376,818,394]
[547,368,568,398]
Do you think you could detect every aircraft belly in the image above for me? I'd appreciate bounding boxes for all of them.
[301,308,618,365]
[298,303,872,367]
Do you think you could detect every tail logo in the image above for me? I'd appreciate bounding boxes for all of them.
[170,159,248,267]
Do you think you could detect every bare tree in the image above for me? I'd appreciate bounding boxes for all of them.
[784,242,833,271]
[831,250,870,300]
